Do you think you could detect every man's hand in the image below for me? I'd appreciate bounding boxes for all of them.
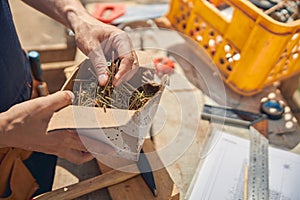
[0,91,111,165]
[71,17,139,86]
[22,0,139,86]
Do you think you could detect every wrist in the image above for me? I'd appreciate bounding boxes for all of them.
[66,6,106,33]
[66,7,91,32]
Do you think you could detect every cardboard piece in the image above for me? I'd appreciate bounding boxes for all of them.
[48,59,165,160]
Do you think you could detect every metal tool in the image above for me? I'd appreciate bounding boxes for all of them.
[202,103,296,135]
[138,149,157,197]
[28,50,49,96]
[28,51,42,82]
[201,104,264,129]
[247,126,269,200]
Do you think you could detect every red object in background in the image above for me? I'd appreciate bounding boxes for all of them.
[153,57,175,77]
[93,4,126,24]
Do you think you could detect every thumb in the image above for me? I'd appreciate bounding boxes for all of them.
[44,90,75,112]
[88,46,109,86]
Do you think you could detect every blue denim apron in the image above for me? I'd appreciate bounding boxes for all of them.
[0,0,32,112]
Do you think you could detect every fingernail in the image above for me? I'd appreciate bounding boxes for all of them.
[65,90,75,102]
[98,74,108,86]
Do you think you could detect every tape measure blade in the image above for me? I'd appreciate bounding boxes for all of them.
[248,126,269,200]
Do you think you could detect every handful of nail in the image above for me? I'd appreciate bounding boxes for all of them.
[73,53,161,112]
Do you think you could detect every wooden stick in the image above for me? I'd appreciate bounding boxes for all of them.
[264,0,288,15]
[34,164,139,200]
[243,165,248,200]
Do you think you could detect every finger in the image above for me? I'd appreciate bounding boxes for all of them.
[64,129,88,151]
[113,52,139,86]
[7,90,73,119]
[42,90,75,112]
[60,149,94,165]
[48,130,88,152]
[88,46,109,86]
[110,31,134,58]
[22,144,93,165]
[132,50,139,67]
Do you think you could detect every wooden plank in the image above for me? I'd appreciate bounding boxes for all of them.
[97,139,180,200]
[34,164,139,200]
[52,159,110,200]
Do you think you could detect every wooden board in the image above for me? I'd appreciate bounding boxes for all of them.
[97,139,180,200]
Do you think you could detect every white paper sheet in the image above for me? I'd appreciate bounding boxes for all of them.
[187,130,300,200]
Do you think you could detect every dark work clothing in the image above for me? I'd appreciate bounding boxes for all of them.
[0,0,32,112]
[23,152,57,197]
[0,0,57,197]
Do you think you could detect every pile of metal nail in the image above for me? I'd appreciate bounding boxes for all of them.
[73,54,158,111]
[128,84,160,110]
[95,56,120,110]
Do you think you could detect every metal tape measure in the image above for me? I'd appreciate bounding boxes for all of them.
[248,126,269,200]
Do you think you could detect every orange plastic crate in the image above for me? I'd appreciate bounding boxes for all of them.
[166,0,300,95]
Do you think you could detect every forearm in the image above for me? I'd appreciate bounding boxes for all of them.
[21,0,138,85]
[0,111,12,148]
[21,0,93,31]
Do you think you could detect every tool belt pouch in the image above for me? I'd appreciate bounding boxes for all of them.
[0,148,38,200]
